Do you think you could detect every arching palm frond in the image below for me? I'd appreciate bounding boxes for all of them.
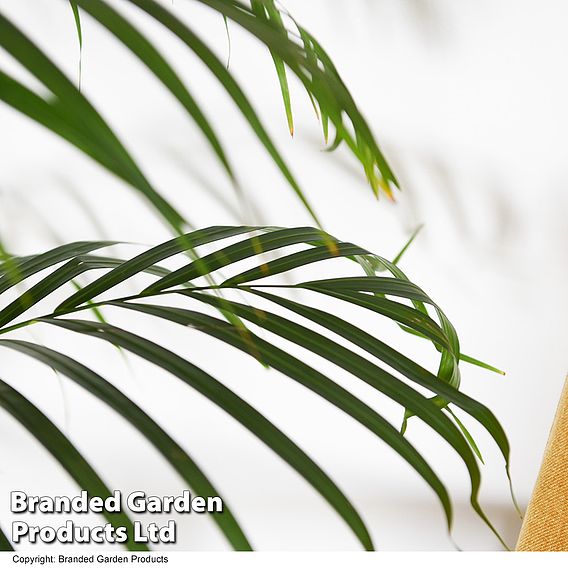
[0,226,511,550]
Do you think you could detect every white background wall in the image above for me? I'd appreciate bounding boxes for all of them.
[0,0,566,551]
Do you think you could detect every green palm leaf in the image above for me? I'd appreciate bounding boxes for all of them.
[196,0,397,196]
[0,241,116,295]
[0,376,147,551]
[0,226,512,549]
[141,227,331,294]
[247,288,508,457]
[104,303,454,524]
[41,317,375,550]
[0,0,398,230]
[148,292,505,542]
[0,16,186,232]
[0,0,513,551]
[125,0,319,224]
[222,242,368,285]
[73,0,234,182]
[250,0,294,135]
[0,339,252,551]
[55,226,256,312]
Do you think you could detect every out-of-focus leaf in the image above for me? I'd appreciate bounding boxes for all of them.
[68,1,83,88]
[0,18,186,232]
[127,0,320,225]
[446,407,484,464]
[73,0,234,182]
[251,0,294,136]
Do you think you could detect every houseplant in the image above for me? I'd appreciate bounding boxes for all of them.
[0,0,514,550]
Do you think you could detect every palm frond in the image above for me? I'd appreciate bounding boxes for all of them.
[0,376,148,551]
[0,340,252,550]
[74,0,235,180]
[0,14,187,232]
[0,0,397,232]
[0,226,511,549]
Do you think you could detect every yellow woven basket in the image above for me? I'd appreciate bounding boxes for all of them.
[516,378,568,551]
